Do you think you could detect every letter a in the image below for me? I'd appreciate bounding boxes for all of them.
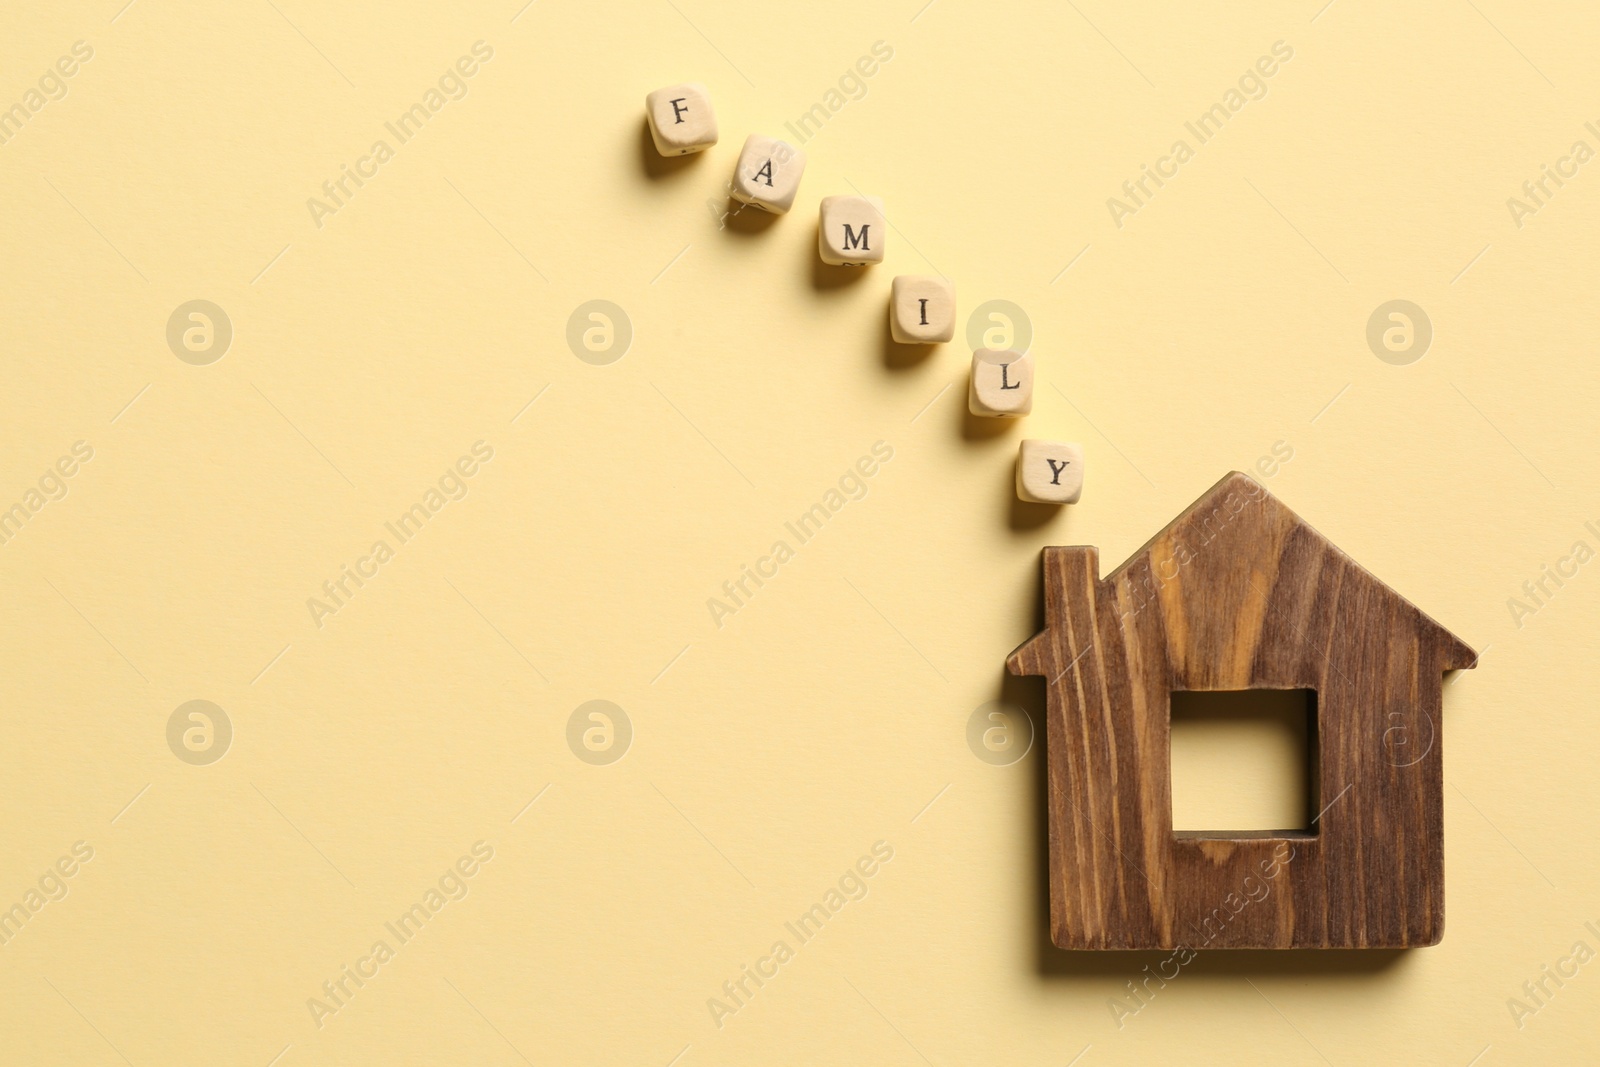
[307,197,338,229]
[708,997,738,1028]
[307,597,338,629]
[308,997,338,1029]
[707,597,738,629]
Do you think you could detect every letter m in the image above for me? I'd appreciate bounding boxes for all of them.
[0,902,29,939]
[842,224,870,251]
[0,503,28,539]
[794,903,830,938]
[394,503,430,538]
[0,104,29,140]
[396,103,430,137]
[1196,103,1229,137]
[395,903,430,937]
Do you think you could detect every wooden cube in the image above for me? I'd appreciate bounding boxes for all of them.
[969,348,1033,417]
[1016,441,1084,504]
[731,135,806,213]
[818,195,885,265]
[645,83,717,155]
[890,276,955,343]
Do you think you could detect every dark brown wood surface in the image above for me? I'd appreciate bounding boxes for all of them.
[1007,472,1476,949]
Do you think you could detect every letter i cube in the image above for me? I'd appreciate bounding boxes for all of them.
[645,83,717,155]
[890,276,955,343]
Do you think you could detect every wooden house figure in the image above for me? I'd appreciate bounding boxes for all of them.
[1007,472,1476,949]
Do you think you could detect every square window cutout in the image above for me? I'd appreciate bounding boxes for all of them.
[1169,688,1318,837]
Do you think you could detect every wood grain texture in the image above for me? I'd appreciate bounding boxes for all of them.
[1007,472,1476,949]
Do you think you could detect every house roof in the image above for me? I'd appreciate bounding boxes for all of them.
[1009,471,1477,676]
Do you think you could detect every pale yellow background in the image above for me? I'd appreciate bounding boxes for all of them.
[0,0,1594,1063]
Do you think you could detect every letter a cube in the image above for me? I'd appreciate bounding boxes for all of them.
[731,134,806,213]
